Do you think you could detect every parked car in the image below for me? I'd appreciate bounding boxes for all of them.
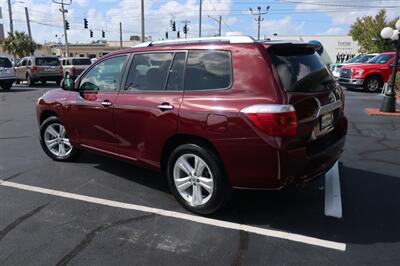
[0,56,16,90]
[36,36,347,214]
[330,53,379,78]
[15,56,63,86]
[60,57,92,80]
[339,52,400,92]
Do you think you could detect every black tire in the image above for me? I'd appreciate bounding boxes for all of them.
[363,75,382,93]
[39,116,82,161]
[166,143,231,215]
[27,74,35,86]
[1,81,13,90]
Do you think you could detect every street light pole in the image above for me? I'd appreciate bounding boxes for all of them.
[249,6,270,40]
[141,0,145,42]
[380,21,400,113]
[199,0,202,37]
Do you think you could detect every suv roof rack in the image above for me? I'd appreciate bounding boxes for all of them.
[135,35,256,47]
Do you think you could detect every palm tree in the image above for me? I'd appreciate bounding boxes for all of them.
[2,31,41,58]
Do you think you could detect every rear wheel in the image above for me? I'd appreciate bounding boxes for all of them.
[39,116,82,161]
[364,76,382,92]
[166,144,231,215]
[27,74,34,86]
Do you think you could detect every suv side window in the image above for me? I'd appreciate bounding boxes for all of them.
[184,50,231,91]
[79,55,127,92]
[166,53,186,91]
[125,53,174,91]
[20,58,27,67]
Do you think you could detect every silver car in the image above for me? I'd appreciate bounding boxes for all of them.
[0,56,16,90]
[15,56,63,86]
[60,57,92,79]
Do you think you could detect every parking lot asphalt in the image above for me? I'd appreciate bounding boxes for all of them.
[1,84,400,265]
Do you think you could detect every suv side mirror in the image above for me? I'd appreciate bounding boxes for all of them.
[61,76,75,91]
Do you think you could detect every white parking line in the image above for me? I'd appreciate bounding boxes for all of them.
[324,162,343,218]
[0,179,346,251]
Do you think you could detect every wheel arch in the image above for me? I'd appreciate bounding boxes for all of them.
[161,134,222,172]
[40,109,59,125]
[365,73,384,83]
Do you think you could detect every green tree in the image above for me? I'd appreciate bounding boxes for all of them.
[2,31,41,58]
[349,10,399,53]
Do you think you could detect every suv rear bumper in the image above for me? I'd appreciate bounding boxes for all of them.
[338,77,364,87]
[213,115,347,189]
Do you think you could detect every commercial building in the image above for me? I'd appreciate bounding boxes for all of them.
[267,35,360,64]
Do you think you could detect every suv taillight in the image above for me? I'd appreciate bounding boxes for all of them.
[32,66,38,73]
[241,104,297,137]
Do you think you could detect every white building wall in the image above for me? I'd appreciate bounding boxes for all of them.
[267,35,360,64]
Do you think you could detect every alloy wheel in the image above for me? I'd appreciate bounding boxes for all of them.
[173,154,214,206]
[44,123,72,158]
[367,79,379,92]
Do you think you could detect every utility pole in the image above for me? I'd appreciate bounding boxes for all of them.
[24,7,32,40]
[119,22,122,49]
[7,0,13,34]
[53,0,71,57]
[25,7,33,55]
[199,0,202,37]
[249,6,270,40]
[141,0,145,42]
[208,15,221,36]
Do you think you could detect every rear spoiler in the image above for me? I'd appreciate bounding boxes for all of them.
[264,42,320,52]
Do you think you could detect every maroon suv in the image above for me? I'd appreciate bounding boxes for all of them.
[36,36,347,214]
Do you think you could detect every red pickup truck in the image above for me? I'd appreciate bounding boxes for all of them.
[338,52,400,92]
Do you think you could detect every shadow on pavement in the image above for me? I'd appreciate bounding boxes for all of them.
[75,151,400,246]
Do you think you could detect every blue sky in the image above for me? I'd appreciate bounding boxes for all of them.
[1,0,399,43]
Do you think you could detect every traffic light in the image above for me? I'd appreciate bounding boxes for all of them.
[84,18,88,29]
[65,20,70,30]
[172,21,176,31]
[165,32,168,39]
[102,30,105,38]
[90,30,93,38]
[183,25,187,34]
[177,31,180,38]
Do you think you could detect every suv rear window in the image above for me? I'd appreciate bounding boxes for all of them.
[269,46,335,92]
[184,50,231,91]
[0,58,12,68]
[35,57,60,66]
[72,58,92,65]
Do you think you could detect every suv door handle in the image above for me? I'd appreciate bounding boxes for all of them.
[158,103,174,111]
[101,100,113,107]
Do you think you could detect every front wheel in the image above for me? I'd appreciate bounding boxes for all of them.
[364,76,382,93]
[39,116,82,161]
[166,144,231,215]
[1,81,13,90]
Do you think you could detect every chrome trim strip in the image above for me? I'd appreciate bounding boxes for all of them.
[317,101,342,117]
[240,104,295,114]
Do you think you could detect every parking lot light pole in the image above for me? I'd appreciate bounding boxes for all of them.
[380,20,400,113]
